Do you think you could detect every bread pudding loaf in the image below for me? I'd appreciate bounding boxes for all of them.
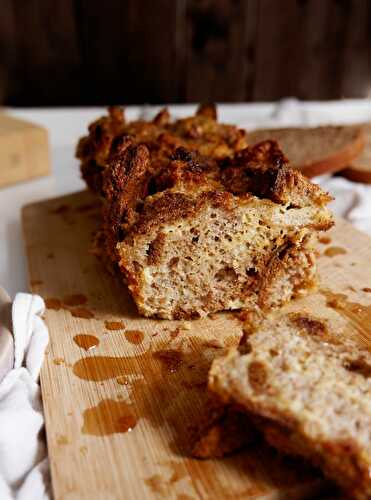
[209,311,371,499]
[76,104,248,194]
[77,105,333,319]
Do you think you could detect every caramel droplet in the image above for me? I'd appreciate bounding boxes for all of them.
[116,376,129,386]
[73,353,149,381]
[153,349,183,374]
[73,334,100,351]
[53,358,65,365]
[82,399,137,436]
[319,236,331,244]
[324,246,347,257]
[322,289,371,343]
[71,307,95,319]
[104,320,125,331]
[124,330,144,345]
[63,294,87,307]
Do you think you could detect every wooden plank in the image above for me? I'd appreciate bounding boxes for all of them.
[244,0,259,102]
[11,0,81,106]
[22,189,371,499]
[184,0,248,102]
[0,0,16,103]
[252,0,308,101]
[77,0,179,105]
[2,0,371,105]
[340,0,371,98]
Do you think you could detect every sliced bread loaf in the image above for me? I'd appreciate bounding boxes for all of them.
[248,126,365,178]
[340,123,371,183]
[209,311,371,499]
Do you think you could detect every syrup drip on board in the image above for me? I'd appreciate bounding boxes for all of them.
[82,399,137,435]
[116,376,130,386]
[153,350,183,373]
[63,294,87,306]
[322,289,371,345]
[319,236,331,244]
[73,337,213,444]
[73,334,99,351]
[124,330,145,345]
[104,320,125,331]
[45,294,94,319]
[324,246,347,257]
[73,352,149,381]
[71,307,95,319]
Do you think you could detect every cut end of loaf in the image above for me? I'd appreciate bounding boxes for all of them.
[117,189,331,319]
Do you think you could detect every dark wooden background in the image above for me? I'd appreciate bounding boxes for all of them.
[1,0,371,106]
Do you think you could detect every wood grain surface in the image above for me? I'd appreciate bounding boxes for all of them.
[22,190,371,499]
[2,0,371,105]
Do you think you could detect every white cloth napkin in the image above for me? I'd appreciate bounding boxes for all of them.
[0,293,49,500]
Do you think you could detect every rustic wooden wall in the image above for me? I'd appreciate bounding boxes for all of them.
[1,0,371,106]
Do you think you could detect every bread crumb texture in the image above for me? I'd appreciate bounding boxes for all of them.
[209,311,371,499]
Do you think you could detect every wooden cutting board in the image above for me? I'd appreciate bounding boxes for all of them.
[22,190,371,500]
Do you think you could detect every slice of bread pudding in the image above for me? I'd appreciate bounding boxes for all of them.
[77,106,333,319]
[209,311,371,499]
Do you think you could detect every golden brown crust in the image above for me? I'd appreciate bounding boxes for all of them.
[220,141,333,206]
[76,104,248,193]
[101,137,332,247]
[101,140,150,261]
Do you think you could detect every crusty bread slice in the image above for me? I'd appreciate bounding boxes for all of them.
[248,126,365,178]
[340,123,371,183]
[209,311,371,499]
